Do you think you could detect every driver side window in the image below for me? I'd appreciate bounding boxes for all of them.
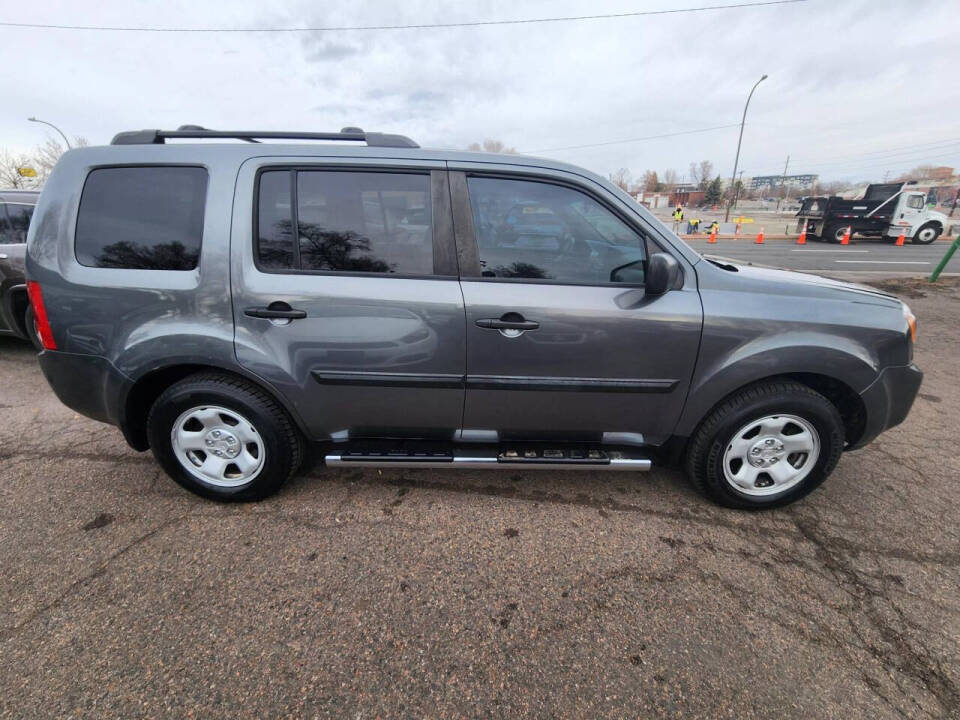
[467,176,646,284]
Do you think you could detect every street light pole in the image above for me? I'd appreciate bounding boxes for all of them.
[724,74,767,223]
[27,117,71,149]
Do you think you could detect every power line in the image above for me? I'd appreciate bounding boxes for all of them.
[0,0,809,33]
[525,123,743,153]
[740,138,960,176]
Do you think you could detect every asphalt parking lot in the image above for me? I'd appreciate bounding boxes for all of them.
[1,276,958,719]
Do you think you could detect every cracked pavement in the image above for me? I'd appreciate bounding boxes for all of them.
[1,277,958,719]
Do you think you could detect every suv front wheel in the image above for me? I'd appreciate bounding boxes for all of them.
[684,381,845,509]
[147,372,304,501]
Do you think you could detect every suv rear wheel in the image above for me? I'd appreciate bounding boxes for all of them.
[684,381,844,509]
[146,372,304,501]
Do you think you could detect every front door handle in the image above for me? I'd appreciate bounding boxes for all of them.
[244,303,307,320]
[476,314,540,331]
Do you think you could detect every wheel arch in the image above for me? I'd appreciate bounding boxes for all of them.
[674,339,877,447]
[671,371,866,463]
[120,362,311,451]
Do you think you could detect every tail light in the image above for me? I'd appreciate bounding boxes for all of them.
[26,281,57,350]
[902,304,917,343]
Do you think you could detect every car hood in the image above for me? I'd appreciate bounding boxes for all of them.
[700,256,902,306]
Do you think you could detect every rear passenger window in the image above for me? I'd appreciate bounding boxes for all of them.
[255,169,433,275]
[76,166,207,270]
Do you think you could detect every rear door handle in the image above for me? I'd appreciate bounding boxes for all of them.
[244,304,307,320]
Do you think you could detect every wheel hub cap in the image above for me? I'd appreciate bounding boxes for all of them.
[204,428,241,459]
[170,405,265,488]
[748,437,785,467]
[722,414,821,497]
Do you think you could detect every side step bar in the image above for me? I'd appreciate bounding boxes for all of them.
[325,451,651,472]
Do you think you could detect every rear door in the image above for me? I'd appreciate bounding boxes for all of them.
[231,158,465,442]
[450,167,703,447]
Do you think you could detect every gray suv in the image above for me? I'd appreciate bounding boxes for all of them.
[26,127,922,508]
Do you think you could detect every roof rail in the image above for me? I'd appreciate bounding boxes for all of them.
[110,125,419,148]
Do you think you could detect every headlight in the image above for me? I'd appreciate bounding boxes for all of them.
[902,303,917,343]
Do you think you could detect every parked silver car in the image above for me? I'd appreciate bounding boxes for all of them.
[26,127,922,508]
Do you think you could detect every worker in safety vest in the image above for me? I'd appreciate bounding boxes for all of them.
[708,220,719,236]
[672,205,683,232]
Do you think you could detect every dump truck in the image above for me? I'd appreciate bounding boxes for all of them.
[796,181,947,244]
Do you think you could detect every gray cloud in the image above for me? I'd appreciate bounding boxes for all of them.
[1,0,957,182]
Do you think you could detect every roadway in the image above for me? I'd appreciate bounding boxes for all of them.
[682,236,958,275]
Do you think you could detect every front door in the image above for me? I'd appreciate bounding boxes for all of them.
[897,192,927,235]
[450,170,703,446]
[232,160,465,441]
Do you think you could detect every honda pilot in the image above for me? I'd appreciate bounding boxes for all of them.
[25,126,922,508]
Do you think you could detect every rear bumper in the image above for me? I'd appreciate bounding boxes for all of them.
[37,350,129,426]
[851,363,923,449]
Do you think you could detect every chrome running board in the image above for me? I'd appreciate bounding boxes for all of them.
[325,451,651,472]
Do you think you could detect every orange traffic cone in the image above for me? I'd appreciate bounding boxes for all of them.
[841,226,851,245]
[735,221,741,236]
[709,229,717,244]
[797,223,807,245]
[895,230,905,246]
[755,226,765,244]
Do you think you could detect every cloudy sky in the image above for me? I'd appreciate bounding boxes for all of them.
[1,0,957,183]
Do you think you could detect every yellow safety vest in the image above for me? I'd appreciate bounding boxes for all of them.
[673,209,683,221]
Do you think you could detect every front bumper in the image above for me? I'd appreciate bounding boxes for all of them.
[851,363,923,449]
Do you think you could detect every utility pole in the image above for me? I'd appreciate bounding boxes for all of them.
[725,74,767,223]
[776,155,789,211]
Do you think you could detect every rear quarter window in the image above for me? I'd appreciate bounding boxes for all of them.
[75,166,208,270]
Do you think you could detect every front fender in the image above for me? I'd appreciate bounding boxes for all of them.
[673,335,881,438]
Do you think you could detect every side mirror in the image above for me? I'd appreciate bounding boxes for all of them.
[645,252,681,295]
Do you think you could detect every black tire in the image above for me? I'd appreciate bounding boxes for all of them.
[146,372,304,501]
[912,222,942,245]
[823,223,850,244]
[23,305,43,350]
[684,380,845,509]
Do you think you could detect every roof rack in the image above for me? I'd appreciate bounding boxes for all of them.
[110,125,419,148]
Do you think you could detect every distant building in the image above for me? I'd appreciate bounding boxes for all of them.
[927,166,954,181]
[749,174,818,190]
[670,189,706,207]
[634,191,672,209]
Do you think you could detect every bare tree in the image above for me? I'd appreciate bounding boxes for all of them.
[467,139,517,154]
[640,170,661,193]
[696,160,714,190]
[0,149,36,189]
[662,169,678,192]
[33,136,89,182]
[608,168,632,192]
[0,135,90,189]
